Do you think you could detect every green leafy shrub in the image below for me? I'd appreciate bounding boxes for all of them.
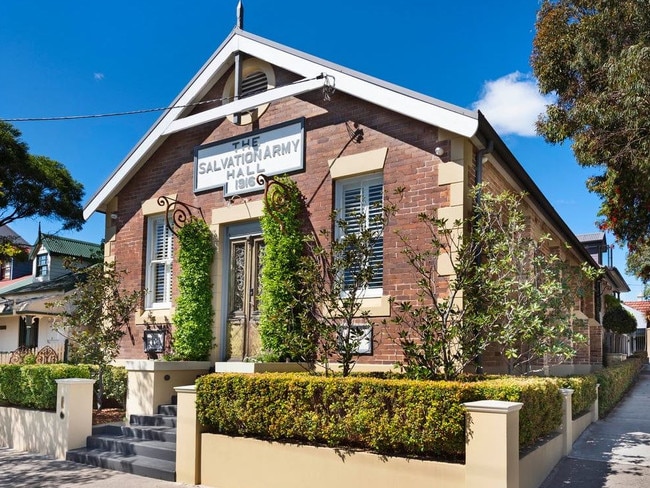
[0,365,22,404]
[259,176,315,362]
[602,306,637,334]
[89,365,127,408]
[596,356,644,416]
[172,217,215,361]
[0,364,92,410]
[196,373,563,459]
[555,375,598,419]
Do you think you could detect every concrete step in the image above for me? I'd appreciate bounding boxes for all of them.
[121,424,176,443]
[158,404,177,416]
[66,448,175,482]
[86,434,176,462]
[67,405,178,482]
[130,414,177,428]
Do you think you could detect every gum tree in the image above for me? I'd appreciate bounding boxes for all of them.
[532,1,650,266]
[391,187,598,378]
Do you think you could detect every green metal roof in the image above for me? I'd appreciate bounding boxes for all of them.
[29,234,102,261]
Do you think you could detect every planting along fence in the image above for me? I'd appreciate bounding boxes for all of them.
[0,355,644,487]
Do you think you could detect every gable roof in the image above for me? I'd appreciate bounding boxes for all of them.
[0,225,30,248]
[29,234,102,261]
[81,27,600,273]
[625,301,650,318]
[83,28,481,219]
[577,232,607,245]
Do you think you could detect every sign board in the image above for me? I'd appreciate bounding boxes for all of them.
[194,118,305,196]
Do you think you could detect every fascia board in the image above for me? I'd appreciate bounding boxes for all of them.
[163,77,327,135]
[237,35,479,138]
[82,35,242,220]
[84,31,479,219]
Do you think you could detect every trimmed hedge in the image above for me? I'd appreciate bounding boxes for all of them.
[595,355,644,417]
[0,364,92,410]
[196,373,562,460]
[555,375,598,419]
[0,363,127,411]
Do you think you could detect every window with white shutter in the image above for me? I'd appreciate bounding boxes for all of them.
[146,215,173,309]
[336,175,384,296]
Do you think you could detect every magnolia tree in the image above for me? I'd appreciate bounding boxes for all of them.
[51,260,142,409]
[391,187,599,378]
[258,176,395,376]
[298,203,391,376]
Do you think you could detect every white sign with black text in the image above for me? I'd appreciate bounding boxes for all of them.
[194,119,305,196]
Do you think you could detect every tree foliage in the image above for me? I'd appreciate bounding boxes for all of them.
[602,296,637,335]
[296,188,395,377]
[391,187,597,378]
[0,121,85,232]
[471,190,598,374]
[532,1,650,245]
[172,217,215,361]
[50,260,142,409]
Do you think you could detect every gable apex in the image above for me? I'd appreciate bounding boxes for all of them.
[83,28,479,220]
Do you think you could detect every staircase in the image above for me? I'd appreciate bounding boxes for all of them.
[66,403,178,482]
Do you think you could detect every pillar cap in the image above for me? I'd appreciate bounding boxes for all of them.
[463,400,523,413]
[55,378,96,385]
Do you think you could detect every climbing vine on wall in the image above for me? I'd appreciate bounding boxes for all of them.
[259,176,316,361]
[172,217,215,361]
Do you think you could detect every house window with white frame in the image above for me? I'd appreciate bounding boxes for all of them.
[36,254,48,278]
[146,215,173,309]
[335,174,384,297]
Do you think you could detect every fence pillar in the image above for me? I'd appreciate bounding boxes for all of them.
[175,385,204,485]
[55,378,95,459]
[464,400,523,488]
[592,383,600,422]
[559,388,574,456]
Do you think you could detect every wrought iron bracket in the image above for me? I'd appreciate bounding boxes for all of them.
[257,174,292,232]
[157,196,206,237]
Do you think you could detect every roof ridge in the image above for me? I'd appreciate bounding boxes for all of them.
[41,233,101,247]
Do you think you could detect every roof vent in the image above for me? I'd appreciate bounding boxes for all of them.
[223,59,276,126]
[241,71,268,98]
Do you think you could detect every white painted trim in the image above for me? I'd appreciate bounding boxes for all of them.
[163,78,326,136]
[83,31,478,220]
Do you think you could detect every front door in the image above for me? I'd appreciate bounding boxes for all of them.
[226,233,265,360]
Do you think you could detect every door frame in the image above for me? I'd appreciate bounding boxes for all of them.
[219,221,262,361]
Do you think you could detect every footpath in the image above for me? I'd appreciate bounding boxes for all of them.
[540,363,650,487]
[0,447,206,488]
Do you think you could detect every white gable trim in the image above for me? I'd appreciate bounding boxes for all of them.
[83,30,478,219]
[163,77,329,136]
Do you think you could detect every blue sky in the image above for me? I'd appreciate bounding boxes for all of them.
[0,0,643,300]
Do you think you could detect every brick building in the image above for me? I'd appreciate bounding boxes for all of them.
[84,25,610,373]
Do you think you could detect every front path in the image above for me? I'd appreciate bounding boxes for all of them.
[540,364,650,487]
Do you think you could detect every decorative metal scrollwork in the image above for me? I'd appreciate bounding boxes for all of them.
[35,345,59,364]
[157,196,206,237]
[257,174,292,231]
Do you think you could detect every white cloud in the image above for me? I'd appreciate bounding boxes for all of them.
[93,72,105,81]
[472,72,554,137]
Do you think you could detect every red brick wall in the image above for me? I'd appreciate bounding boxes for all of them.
[111,65,451,362]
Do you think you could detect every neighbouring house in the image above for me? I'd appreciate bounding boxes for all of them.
[0,232,102,361]
[577,232,634,360]
[623,300,649,355]
[0,225,32,282]
[83,23,610,374]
